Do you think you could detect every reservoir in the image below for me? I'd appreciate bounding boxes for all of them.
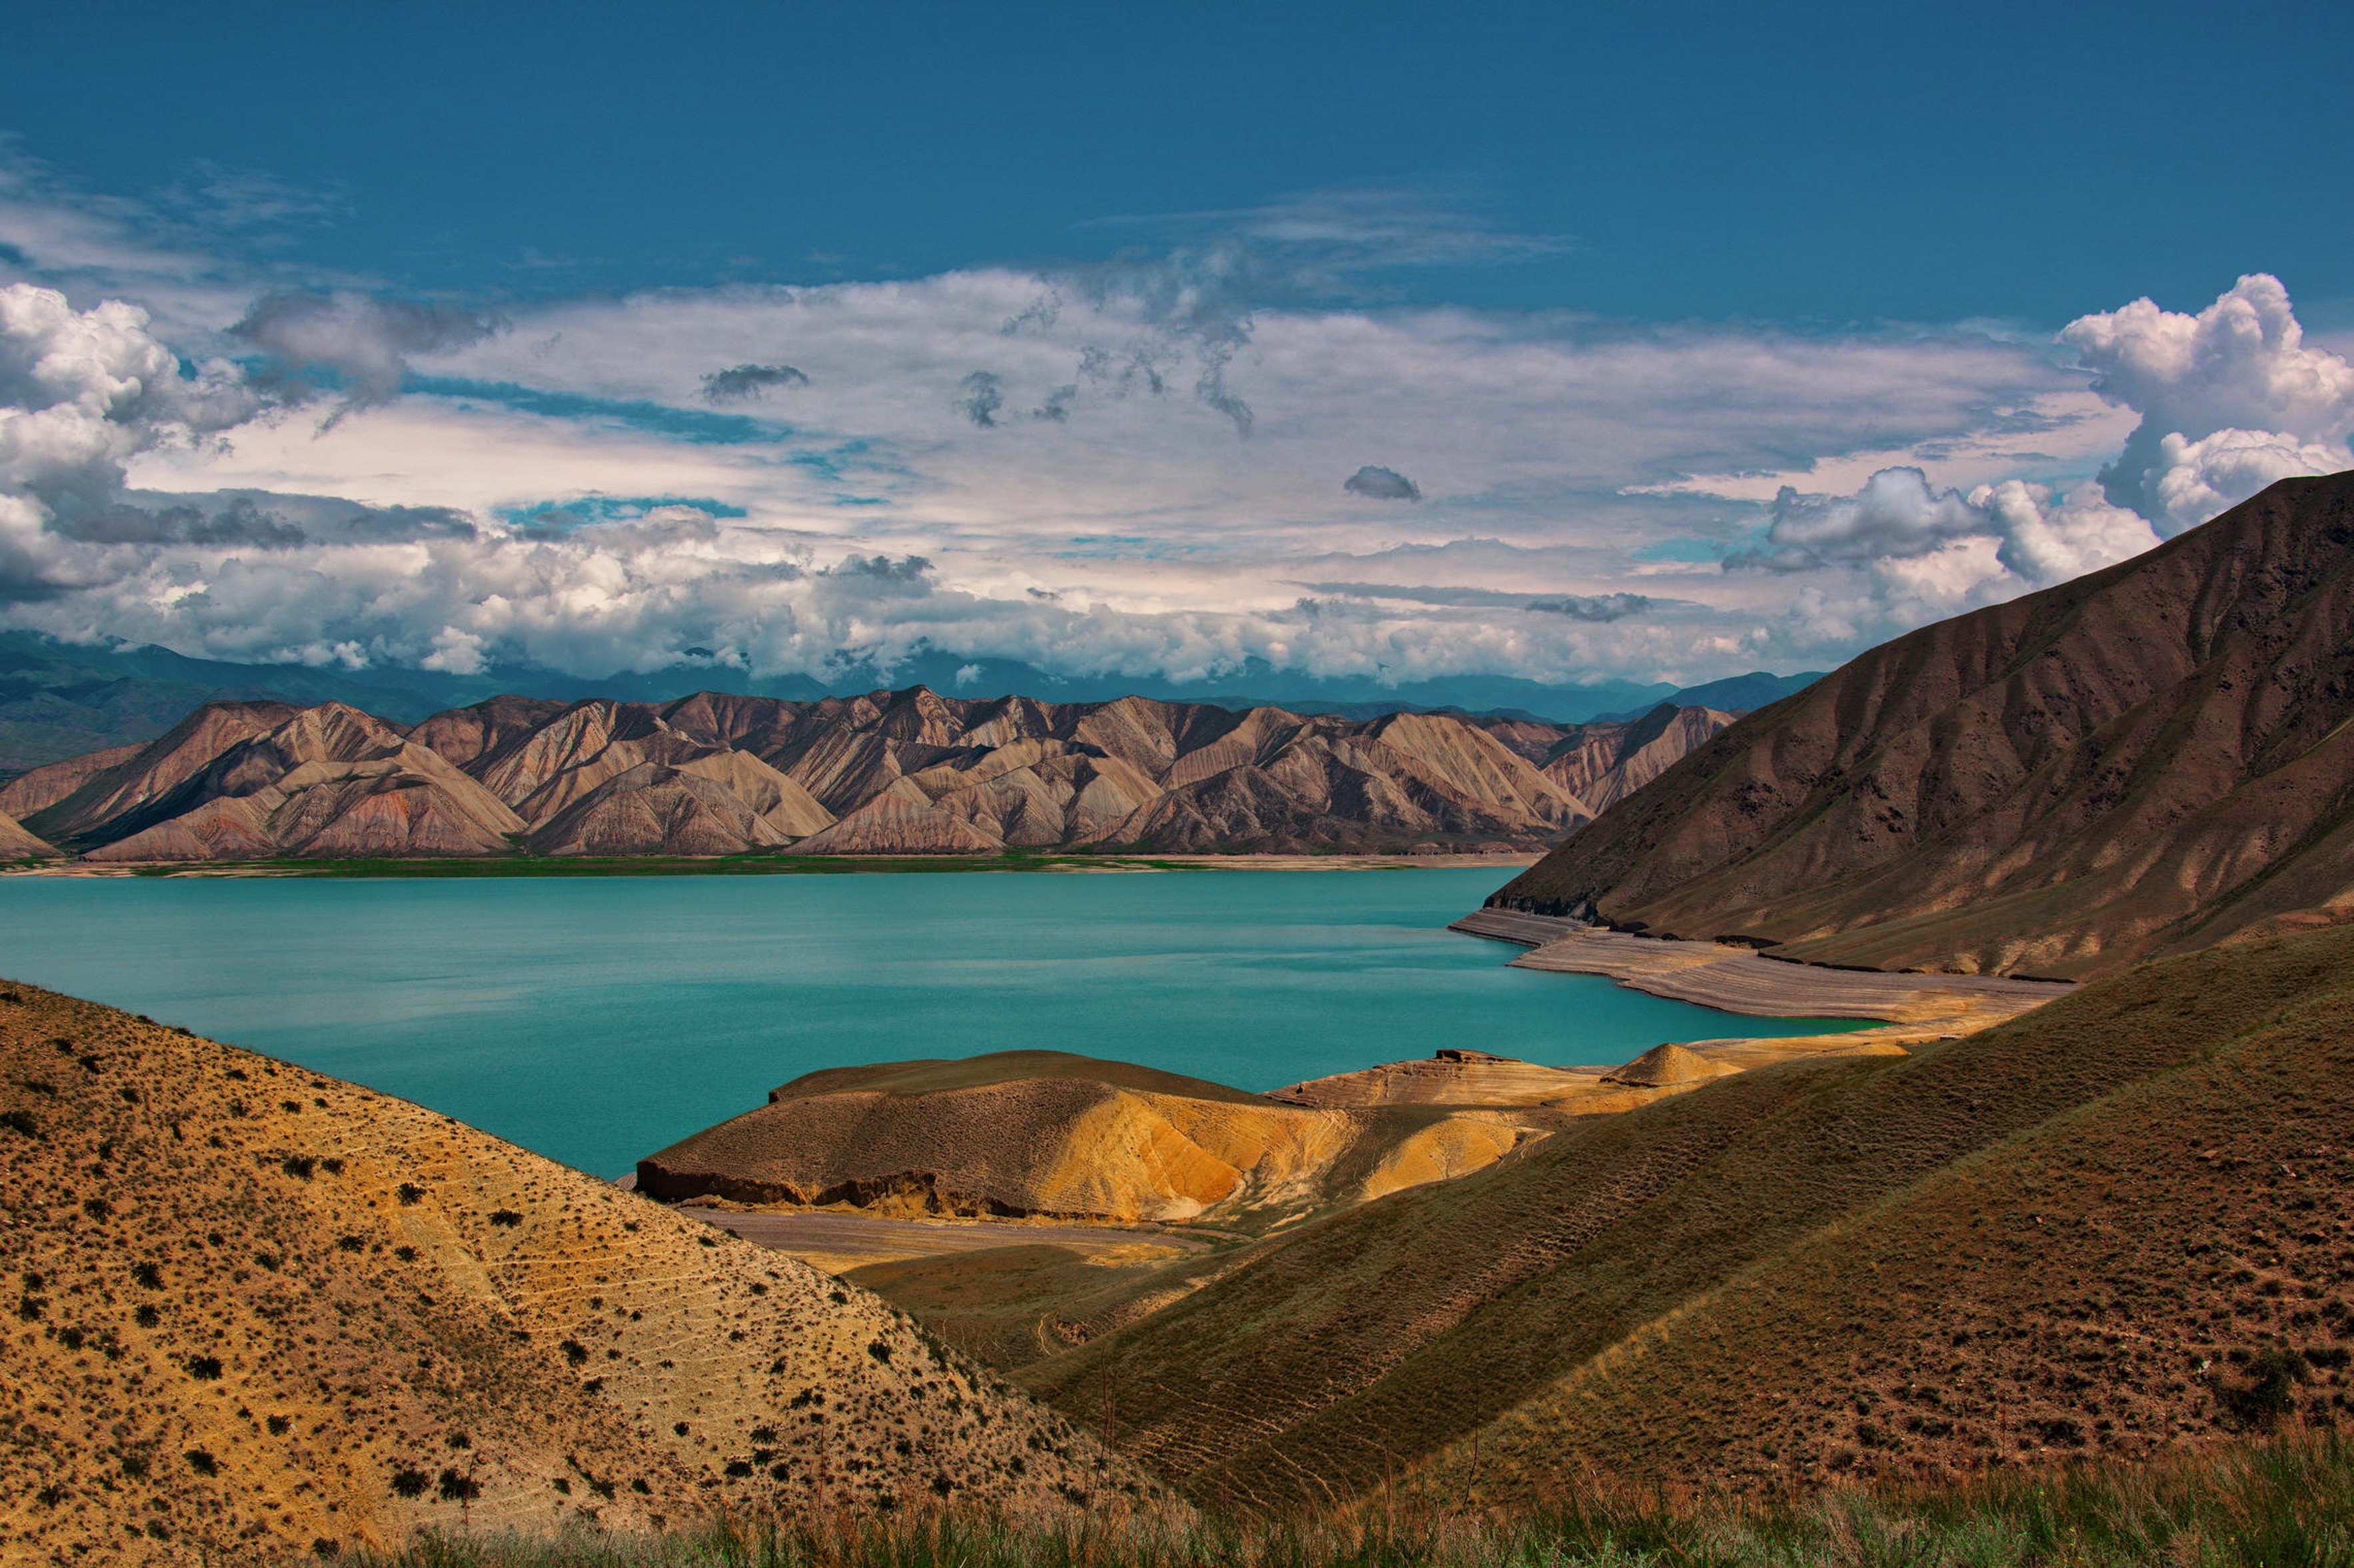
[0,868,1864,1176]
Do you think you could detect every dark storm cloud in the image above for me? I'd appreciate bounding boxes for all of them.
[700,363,810,402]
[955,371,1004,428]
[1342,465,1421,500]
[230,291,504,408]
[1525,592,1655,621]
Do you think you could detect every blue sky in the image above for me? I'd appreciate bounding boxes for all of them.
[1,0,2351,692]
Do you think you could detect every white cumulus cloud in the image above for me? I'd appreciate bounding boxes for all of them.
[2062,273,2354,529]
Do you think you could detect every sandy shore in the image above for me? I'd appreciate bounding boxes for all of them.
[1450,908,2071,1064]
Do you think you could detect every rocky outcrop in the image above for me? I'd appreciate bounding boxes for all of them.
[1494,470,2354,979]
[0,983,1156,1565]
[636,1051,1547,1225]
[17,682,1740,862]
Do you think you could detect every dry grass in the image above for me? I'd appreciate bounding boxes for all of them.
[303,1434,2353,1567]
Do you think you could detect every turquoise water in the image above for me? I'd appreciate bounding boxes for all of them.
[0,870,1863,1177]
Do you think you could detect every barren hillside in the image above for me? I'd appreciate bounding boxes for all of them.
[0,988,1154,1565]
[1019,923,2354,1512]
[1494,470,2354,978]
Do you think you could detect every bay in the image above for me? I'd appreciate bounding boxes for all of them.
[0,868,1865,1177]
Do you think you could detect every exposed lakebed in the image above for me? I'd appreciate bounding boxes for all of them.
[0,868,1865,1176]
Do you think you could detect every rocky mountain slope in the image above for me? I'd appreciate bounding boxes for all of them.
[0,986,1155,1565]
[636,1052,1553,1226]
[12,686,1734,860]
[1492,472,2354,978]
[0,808,57,860]
[1016,920,2354,1511]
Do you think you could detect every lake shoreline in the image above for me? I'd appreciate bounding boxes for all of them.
[5,850,1544,880]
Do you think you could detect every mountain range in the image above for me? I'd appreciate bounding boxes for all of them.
[0,628,1819,774]
[0,688,1738,862]
[1494,470,2354,978]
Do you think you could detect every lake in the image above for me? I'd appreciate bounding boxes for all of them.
[0,868,1865,1177]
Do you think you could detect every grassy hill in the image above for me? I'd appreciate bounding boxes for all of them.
[0,987,1154,1565]
[1015,923,2354,1513]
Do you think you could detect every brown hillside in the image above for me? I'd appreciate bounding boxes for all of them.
[1019,923,2354,1513]
[0,988,1155,1565]
[0,742,144,819]
[1494,470,2354,978]
[0,808,57,859]
[636,1051,1546,1225]
[1423,930,2354,1503]
[12,684,1736,861]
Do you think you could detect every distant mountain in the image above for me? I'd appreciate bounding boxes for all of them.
[1591,668,1823,722]
[0,630,1793,773]
[5,688,1738,861]
[1494,471,2354,978]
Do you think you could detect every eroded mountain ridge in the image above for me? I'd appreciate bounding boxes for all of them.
[0,687,1732,860]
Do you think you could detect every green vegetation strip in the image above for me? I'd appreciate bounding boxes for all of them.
[315,1435,2348,1568]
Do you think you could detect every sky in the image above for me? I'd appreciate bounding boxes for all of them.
[3,0,2352,696]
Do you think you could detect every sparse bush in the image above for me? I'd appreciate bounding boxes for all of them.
[488,1209,523,1227]
[185,1354,223,1379]
[388,1469,428,1498]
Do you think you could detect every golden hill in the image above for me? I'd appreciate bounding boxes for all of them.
[9,685,1739,861]
[636,1051,1548,1226]
[0,990,1155,1565]
[1014,922,2354,1513]
[1494,470,2354,978]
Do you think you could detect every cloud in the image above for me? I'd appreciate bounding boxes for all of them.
[231,291,503,409]
[2062,274,2354,527]
[1526,592,1654,622]
[700,362,809,401]
[2145,426,2352,536]
[954,370,1004,428]
[1728,468,1987,572]
[17,143,2333,699]
[1343,464,1420,500]
[1728,465,2161,590]
[0,282,255,598]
